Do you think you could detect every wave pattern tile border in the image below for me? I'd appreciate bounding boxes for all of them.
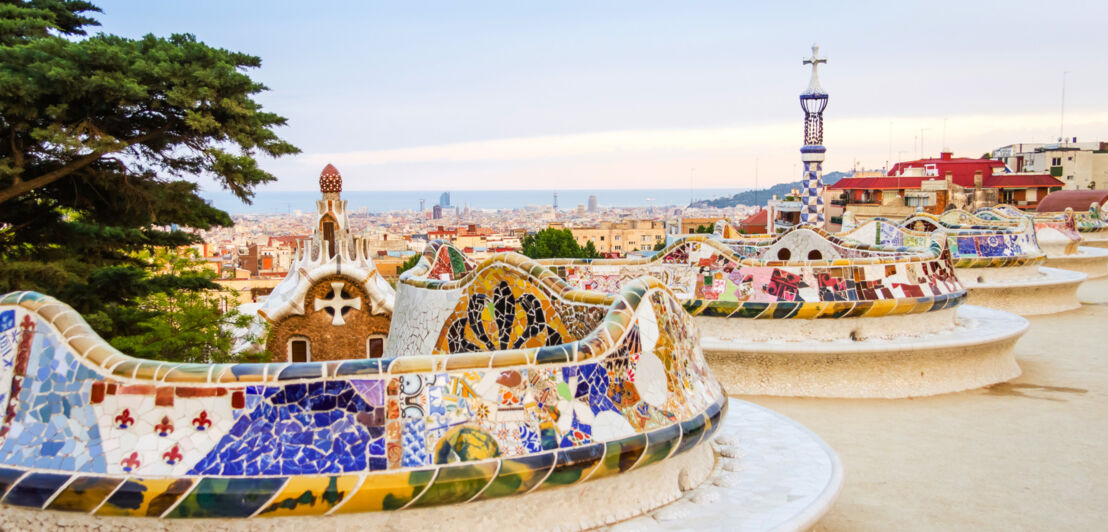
[0,254,724,520]
[534,226,966,320]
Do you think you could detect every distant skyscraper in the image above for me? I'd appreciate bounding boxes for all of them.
[799,44,829,227]
[439,192,451,208]
[432,205,442,219]
[419,198,425,212]
[587,195,598,213]
[553,192,558,210]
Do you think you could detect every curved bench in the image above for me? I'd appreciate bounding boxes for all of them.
[853,214,1085,315]
[973,206,1108,279]
[532,225,1027,398]
[0,261,725,529]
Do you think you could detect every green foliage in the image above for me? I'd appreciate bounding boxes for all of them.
[0,1,298,204]
[108,288,267,364]
[99,248,267,363]
[694,224,714,234]
[692,171,849,208]
[0,1,296,362]
[398,253,422,275]
[521,228,601,259]
[652,240,667,251]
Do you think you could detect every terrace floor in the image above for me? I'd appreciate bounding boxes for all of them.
[741,276,1108,531]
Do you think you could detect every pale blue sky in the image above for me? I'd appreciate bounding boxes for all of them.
[95,1,1108,192]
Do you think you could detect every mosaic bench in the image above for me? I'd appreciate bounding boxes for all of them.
[530,225,1028,398]
[0,263,726,529]
[846,214,1083,316]
[970,207,1108,280]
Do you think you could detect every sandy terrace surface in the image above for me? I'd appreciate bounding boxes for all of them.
[740,276,1108,532]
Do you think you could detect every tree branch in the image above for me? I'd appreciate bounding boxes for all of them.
[9,129,23,182]
[0,128,169,204]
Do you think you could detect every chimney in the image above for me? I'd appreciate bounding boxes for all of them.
[940,151,953,161]
[974,171,983,189]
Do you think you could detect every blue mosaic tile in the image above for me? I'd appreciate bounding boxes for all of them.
[189,380,375,476]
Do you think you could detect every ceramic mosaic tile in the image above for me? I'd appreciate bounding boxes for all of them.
[844,215,1046,269]
[0,246,724,518]
[530,226,966,319]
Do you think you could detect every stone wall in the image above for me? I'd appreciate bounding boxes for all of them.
[265,274,392,361]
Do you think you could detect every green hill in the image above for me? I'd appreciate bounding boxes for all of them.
[692,171,849,208]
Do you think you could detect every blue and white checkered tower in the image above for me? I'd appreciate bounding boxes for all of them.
[799,44,829,226]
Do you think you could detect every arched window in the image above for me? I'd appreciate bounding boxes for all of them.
[367,335,386,359]
[288,336,311,363]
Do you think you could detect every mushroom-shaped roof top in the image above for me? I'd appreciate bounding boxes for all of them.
[1036,190,1108,213]
[320,163,342,193]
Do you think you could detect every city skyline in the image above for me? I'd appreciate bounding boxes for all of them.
[96,0,1108,193]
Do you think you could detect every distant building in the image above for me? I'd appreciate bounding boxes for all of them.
[587,195,598,213]
[576,204,586,216]
[432,205,443,219]
[767,194,802,233]
[737,209,768,234]
[439,192,451,208]
[676,217,729,234]
[828,152,1064,217]
[552,220,665,255]
[992,142,1108,191]
[426,224,521,253]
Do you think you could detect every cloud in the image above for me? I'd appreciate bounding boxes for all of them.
[298,110,1108,167]
[269,111,1108,191]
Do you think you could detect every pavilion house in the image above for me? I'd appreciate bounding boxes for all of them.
[828,152,1064,218]
[252,164,396,362]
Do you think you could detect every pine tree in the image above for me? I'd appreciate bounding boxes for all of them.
[0,1,299,351]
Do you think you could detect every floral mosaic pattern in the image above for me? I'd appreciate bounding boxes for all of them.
[0,256,723,518]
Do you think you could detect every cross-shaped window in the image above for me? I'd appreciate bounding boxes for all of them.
[314,281,362,326]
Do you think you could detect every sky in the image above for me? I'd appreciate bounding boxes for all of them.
[94,1,1108,192]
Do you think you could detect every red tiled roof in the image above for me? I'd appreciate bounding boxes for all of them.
[982,174,1064,188]
[829,177,930,190]
[887,154,1007,182]
[1036,190,1108,212]
[829,173,1062,191]
[739,209,767,225]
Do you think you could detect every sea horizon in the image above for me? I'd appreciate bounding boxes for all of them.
[202,188,750,215]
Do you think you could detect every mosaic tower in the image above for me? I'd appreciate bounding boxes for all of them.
[799,44,829,226]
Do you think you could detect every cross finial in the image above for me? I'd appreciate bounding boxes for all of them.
[802,43,828,95]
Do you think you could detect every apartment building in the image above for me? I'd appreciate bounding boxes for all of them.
[556,220,666,254]
[992,141,1108,191]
